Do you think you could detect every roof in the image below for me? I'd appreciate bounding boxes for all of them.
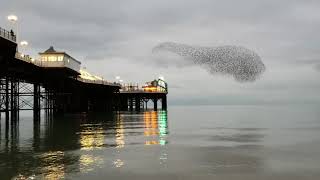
[44,46,57,53]
[39,46,82,64]
[39,46,65,55]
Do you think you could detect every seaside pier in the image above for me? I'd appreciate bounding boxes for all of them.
[0,27,168,122]
[119,81,168,111]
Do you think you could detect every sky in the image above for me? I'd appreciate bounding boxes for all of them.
[1,0,320,105]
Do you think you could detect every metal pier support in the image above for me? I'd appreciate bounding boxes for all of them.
[10,78,19,121]
[162,96,167,110]
[135,97,141,111]
[153,98,158,111]
[33,83,40,121]
[5,77,9,122]
[120,96,128,111]
[129,98,133,111]
[144,99,149,110]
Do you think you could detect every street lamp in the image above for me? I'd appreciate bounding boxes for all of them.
[116,76,121,84]
[20,40,28,56]
[7,15,18,22]
[7,14,19,48]
[20,40,28,46]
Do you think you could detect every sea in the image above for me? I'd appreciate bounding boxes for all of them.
[1,105,320,179]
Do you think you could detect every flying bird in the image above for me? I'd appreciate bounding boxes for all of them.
[153,42,266,82]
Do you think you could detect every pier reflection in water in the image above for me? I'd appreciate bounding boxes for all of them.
[1,106,320,179]
[0,110,168,179]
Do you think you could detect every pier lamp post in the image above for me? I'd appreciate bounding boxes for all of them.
[119,79,124,89]
[7,14,19,48]
[20,40,28,46]
[116,76,121,83]
[20,40,28,54]
[7,15,18,24]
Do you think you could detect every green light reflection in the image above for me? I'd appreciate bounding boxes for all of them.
[158,110,168,146]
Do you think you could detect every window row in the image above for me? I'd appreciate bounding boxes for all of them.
[41,56,64,62]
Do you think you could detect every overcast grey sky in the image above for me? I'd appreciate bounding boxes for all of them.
[1,0,320,105]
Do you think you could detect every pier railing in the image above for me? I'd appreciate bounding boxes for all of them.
[77,78,121,87]
[120,89,167,93]
[120,84,167,93]
[0,27,16,42]
[15,52,40,65]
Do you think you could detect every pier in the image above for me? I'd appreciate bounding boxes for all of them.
[119,81,168,111]
[0,26,168,122]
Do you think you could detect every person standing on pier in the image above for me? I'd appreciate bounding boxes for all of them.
[10,29,14,37]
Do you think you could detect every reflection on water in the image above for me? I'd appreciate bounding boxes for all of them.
[79,154,104,173]
[144,111,168,146]
[2,106,320,179]
[158,111,168,146]
[0,110,168,179]
[79,126,105,150]
[38,151,65,179]
[115,115,125,149]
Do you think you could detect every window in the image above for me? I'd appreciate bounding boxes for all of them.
[58,56,63,61]
[41,56,47,61]
[48,56,57,61]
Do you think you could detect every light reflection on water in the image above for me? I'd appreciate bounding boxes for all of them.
[144,111,168,146]
[115,115,125,149]
[2,106,320,179]
[37,151,65,179]
[0,110,168,179]
[79,154,104,173]
[79,126,105,150]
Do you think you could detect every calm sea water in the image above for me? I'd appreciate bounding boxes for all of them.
[1,105,320,179]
